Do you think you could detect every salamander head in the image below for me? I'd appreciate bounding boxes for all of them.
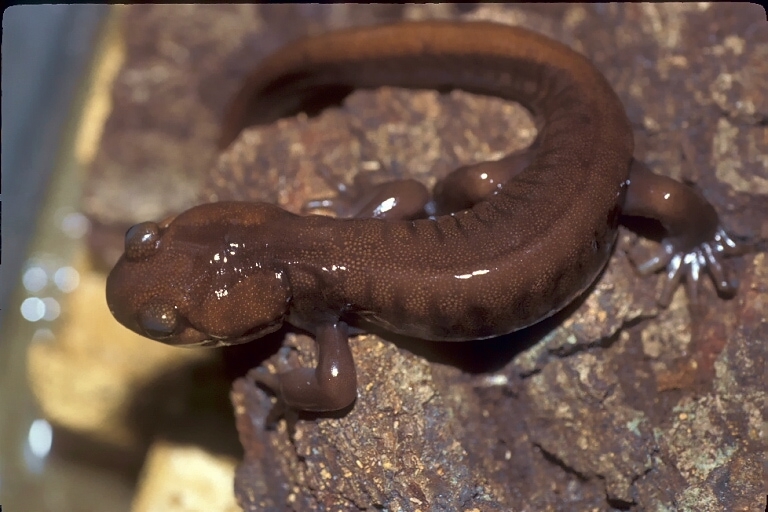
[106,202,292,347]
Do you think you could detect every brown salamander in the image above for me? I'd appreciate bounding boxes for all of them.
[106,21,740,412]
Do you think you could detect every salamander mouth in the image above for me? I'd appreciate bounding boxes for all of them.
[184,320,285,348]
[182,334,254,348]
[196,338,234,348]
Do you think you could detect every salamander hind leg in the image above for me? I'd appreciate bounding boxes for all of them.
[624,159,742,306]
[251,322,357,412]
[432,145,536,215]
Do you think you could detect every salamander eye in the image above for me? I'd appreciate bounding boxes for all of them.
[138,299,179,340]
[125,222,161,261]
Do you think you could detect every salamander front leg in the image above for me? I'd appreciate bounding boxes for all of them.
[625,160,742,306]
[251,321,357,412]
[303,163,430,220]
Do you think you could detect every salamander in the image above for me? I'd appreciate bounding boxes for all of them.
[106,21,740,412]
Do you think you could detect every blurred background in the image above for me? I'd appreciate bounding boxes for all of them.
[1,5,134,510]
[1,6,106,333]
